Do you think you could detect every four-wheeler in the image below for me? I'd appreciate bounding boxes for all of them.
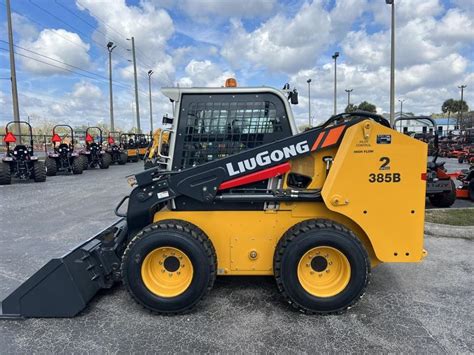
[394,117,456,208]
[79,127,112,170]
[0,121,46,185]
[144,128,170,170]
[106,131,128,165]
[137,134,149,160]
[44,125,83,176]
[0,84,428,318]
[120,133,140,162]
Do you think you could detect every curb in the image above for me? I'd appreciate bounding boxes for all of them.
[425,222,474,240]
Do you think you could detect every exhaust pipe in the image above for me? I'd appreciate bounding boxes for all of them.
[0,219,127,319]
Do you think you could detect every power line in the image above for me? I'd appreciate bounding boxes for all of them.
[28,0,136,75]
[0,47,149,97]
[0,39,139,92]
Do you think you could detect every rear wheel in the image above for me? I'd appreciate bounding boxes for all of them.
[33,160,46,182]
[119,152,127,165]
[429,179,456,207]
[121,220,216,314]
[45,157,57,176]
[0,162,12,185]
[274,219,370,314]
[72,157,83,174]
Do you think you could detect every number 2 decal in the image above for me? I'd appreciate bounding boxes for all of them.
[379,157,390,170]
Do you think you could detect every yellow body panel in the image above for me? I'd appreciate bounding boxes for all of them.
[321,121,427,262]
[138,147,147,156]
[153,120,427,276]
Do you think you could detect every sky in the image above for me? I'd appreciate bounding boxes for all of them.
[0,0,473,131]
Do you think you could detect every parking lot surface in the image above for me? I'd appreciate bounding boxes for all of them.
[0,160,472,353]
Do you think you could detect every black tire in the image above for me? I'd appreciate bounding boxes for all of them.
[80,155,89,170]
[45,157,57,176]
[429,179,456,208]
[458,157,464,164]
[119,152,127,165]
[132,155,139,163]
[121,220,217,314]
[274,219,370,314]
[33,160,46,182]
[468,179,474,202]
[72,157,83,174]
[100,153,111,169]
[0,162,12,185]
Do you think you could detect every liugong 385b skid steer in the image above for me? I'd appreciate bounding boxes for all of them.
[0,84,428,318]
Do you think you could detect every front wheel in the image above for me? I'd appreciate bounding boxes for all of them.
[274,219,370,314]
[71,157,83,174]
[119,152,128,165]
[121,220,217,314]
[429,179,456,207]
[100,153,111,169]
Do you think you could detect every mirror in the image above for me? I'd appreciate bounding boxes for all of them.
[162,114,173,125]
[289,89,299,105]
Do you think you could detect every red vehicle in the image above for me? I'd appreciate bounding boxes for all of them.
[454,166,474,201]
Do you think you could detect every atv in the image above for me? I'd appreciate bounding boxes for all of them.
[120,133,140,162]
[394,117,456,208]
[79,127,112,170]
[44,125,83,176]
[0,121,46,184]
[106,131,128,165]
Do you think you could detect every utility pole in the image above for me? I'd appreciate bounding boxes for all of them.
[332,52,339,115]
[386,0,395,127]
[306,78,312,127]
[6,0,21,139]
[458,84,466,129]
[128,36,141,133]
[345,89,353,107]
[107,41,117,131]
[148,70,154,133]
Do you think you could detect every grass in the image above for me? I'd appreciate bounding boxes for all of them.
[425,209,474,226]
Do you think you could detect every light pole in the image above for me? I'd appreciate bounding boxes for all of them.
[107,41,117,131]
[306,78,312,127]
[148,70,154,133]
[345,89,353,107]
[458,84,466,128]
[332,51,339,115]
[6,0,20,140]
[127,36,141,133]
[386,0,395,127]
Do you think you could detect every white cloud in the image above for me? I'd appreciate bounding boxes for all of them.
[221,0,368,74]
[178,59,234,87]
[77,0,176,86]
[18,29,91,75]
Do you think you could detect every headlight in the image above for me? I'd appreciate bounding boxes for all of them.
[127,176,137,187]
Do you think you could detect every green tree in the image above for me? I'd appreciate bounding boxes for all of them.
[357,101,377,113]
[345,103,358,113]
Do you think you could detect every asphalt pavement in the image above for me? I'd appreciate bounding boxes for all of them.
[0,160,472,353]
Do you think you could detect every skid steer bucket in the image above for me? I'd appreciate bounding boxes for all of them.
[0,219,127,319]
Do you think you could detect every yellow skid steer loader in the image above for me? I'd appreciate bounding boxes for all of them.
[0,84,427,318]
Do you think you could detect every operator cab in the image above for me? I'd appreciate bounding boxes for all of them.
[160,82,299,172]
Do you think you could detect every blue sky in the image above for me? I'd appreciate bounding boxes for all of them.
[0,0,473,130]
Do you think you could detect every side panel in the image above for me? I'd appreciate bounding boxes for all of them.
[321,120,427,262]
[153,207,379,276]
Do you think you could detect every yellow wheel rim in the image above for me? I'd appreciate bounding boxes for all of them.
[297,246,351,298]
[141,247,194,298]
